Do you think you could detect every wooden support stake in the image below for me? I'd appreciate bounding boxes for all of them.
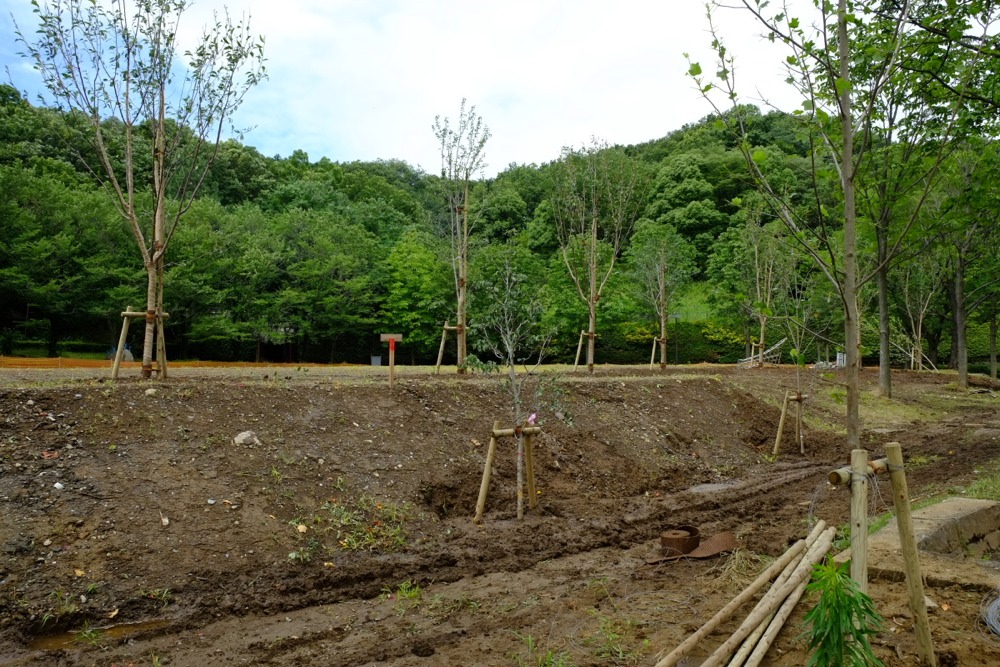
[473,421,501,525]
[886,442,937,667]
[435,320,449,375]
[771,390,791,457]
[829,457,888,486]
[491,426,543,438]
[156,316,168,379]
[111,306,133,380]
[516,434,524,520]
[850,448,869,595]
[525,433,537,509]
[795,394,804,454]
[650,337,658,370]
[573,329,586,372]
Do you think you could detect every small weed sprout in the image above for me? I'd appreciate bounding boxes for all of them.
[139,588,172,608]
[74,622,105,648]
[512,632,575,667]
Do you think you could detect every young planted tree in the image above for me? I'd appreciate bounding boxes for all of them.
[690,0,992,447]
[18,0,266,377]
[626,220,695,369]
[471,243,550,519]
[550,141,645,372]
[432,99,491,373]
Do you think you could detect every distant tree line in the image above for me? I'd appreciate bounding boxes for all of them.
[1,84,997,374]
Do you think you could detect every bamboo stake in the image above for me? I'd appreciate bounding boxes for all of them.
[435,320,449,375]
[741,530,836,667]
[573,329,586,372]
[111,306,133,380]
[525,433,537,509]
[796,395,803,454]
[771,390,791,457]
[473,421,501,525]
[650,337,659,370]
[156,316,168,379]
[850,448,869,595]
[516,434,524,520]
[727,521,827,667]
[653,537,809,667]
[885,442,937,667]
[700,527,835,667]
[491,426,543,438]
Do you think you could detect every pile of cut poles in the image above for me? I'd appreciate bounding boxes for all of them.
[655,520,836,667]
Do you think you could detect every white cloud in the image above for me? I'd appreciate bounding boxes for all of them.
[1,0,811,176]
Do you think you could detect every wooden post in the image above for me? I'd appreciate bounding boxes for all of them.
[885,442,937,667]
[771,390,791,457]
[111,306,133,380]
[156,315,168,378]
[649,337,658,370]
[525,433,537,509]
[573,329,586,372]
[380,334,403,388]
[389,338,396,387]
[473,421,501,525]
[795,393,803,453]
[516,432,524,520]
[850,448,869,594]
[435,320,449,375]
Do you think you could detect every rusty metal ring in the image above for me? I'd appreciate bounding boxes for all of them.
[660,525,700,556]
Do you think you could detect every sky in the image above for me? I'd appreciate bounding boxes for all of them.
[0,0,807,177]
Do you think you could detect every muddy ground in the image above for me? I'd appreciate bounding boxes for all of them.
[1,363,999,666]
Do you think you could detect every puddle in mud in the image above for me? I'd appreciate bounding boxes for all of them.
[686,482,736,493]
[29,619,171,650]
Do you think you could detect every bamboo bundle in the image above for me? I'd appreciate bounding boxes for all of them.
[654,522,837,667]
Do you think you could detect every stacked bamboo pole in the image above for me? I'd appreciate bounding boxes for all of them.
[654,522,836,667]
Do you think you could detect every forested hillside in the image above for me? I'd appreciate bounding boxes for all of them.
[0,83,996,371]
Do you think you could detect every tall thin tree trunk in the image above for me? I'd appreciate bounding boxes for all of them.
[954,258,968,388]
[143,84,168,379]
[839,0,861,450]
[989,311,997,380]
[587,210,598,373]
[876,259,892,396]
[659,296,668,370]
[758,317,767,366]
[457,183,469,374]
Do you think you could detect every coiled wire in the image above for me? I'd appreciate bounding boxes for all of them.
[979,589,1000,643]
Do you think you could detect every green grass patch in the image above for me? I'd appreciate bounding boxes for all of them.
[965,458,1000,500]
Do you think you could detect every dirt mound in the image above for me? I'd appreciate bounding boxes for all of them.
[1,365,998,665]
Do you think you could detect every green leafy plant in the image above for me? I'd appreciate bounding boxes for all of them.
[802,560,884,667]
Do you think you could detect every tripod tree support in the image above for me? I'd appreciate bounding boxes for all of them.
[474,422,542,525]
[112,307,169,380]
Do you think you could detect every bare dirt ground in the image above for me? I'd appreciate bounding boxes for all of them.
[1,362,999,666]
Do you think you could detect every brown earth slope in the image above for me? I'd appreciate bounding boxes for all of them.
[0,364,998,666]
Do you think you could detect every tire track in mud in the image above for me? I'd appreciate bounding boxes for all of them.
[75,462,831,666]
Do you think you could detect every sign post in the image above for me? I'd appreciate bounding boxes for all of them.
[379,334,403,387]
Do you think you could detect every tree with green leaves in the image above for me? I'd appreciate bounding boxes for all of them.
[550,140,646,372]
[18,0,266,377]
[625,220,695,369]
[690,0,995,447]
[432,99,491,373]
